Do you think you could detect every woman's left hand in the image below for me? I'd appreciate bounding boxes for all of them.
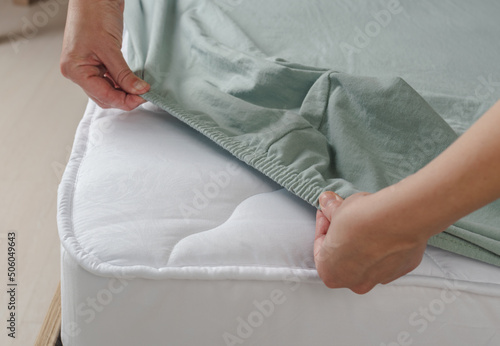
[313,191,429,294]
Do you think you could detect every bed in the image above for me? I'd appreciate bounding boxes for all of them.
[57,99,500,345]
[58,1,500,345]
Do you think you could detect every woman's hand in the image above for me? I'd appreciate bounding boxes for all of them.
[313,191,429,294]
[314,100,500,294]
[60,0,150,110]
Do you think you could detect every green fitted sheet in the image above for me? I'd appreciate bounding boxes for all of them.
[123,0,500,265]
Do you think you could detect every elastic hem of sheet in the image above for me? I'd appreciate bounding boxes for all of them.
[141,91,500,268]
[142,91,328,207]
[55,100,500,297]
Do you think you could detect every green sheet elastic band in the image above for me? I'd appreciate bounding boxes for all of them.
[124,0,500,266]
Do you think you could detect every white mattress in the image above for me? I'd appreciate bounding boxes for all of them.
[58,100,500,346]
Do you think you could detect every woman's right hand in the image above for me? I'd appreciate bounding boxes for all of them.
[60,0,150,111]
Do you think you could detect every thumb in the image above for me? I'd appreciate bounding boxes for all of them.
[104,48,150,95]
[318,191,343,222]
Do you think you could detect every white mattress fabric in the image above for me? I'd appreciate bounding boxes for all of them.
[58,101,500,346]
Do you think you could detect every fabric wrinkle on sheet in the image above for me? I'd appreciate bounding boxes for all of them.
[122,0,500,265]
[58,99,500,346]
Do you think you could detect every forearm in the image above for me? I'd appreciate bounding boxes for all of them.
[315,101,500,293]
[65,0,124,46]
[381,100,500,238]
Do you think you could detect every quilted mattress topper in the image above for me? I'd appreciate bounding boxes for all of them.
[122,0,500,265]
[57,0,500,290]
[57,100,500,295]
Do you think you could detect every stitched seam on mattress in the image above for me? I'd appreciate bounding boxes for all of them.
[60,102,500,277]
[58,106,319,276]
[388,275,500,296]
[60,105,500,278]
[62,102,112,268]
[167,190,285,265]
[141,91,500,265]
[69,108,93,248]
[59,102,323,275]
[422,251,452,280]
[421,251,500,288]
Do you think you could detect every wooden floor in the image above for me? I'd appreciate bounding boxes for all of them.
[0,1,88,345]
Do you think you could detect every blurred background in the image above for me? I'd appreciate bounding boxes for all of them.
[0,0,87,344]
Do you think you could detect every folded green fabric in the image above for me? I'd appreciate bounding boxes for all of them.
[124,0,500,265]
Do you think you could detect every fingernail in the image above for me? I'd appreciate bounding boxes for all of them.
[133,80,149,92]
[319,191,342,209]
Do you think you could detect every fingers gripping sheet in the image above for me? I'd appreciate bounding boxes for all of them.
[123,0,500,265]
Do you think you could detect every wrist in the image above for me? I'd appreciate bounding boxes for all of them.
[373,176,451,241]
